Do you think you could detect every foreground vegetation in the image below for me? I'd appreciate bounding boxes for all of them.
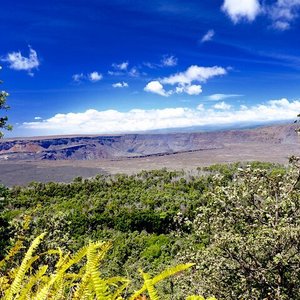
[1,160,300,299]
[1,234,207,300]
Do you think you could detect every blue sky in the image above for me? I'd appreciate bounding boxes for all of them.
[1,0,300,136]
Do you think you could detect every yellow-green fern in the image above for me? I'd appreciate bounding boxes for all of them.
[0,234,213,300]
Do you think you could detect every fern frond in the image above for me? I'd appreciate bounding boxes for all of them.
[141,271,159,300]
[18,265,48,300]
[5,233,46,299]
[107,277,130,300]
[130,263,194,300]
[33,243,90,300]
[0,240,23,269]
[151,263,195,285]
[186,297,217,300]
[87,242,110,300]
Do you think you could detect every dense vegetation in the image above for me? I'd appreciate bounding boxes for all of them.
[1,160,300,299]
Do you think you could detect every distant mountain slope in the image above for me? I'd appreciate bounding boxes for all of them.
[0,124,298,161]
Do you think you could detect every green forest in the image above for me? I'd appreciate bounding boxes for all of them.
[1,160,300,299]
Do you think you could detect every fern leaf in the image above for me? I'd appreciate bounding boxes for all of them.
[33,242,90,300]
[130,263,194,300]
[18,265,48,300]
[141,271,159,300]
[107,277,130,300]
[0,240,23,269]
[152,263,195,285]
[5,233,46,299]
[186,297,217,300]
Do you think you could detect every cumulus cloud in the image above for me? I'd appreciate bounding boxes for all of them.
[144,81,171,97]
[175,84,202,96]
[222,0,300,30]
[161,55,178,67]
[2,46,40,76]
[222,0,261,23]
[34,117,42,120]
[208,93,243,101]
[112,82,129,88]
[201,29,215,43]
[144,65,226,97]
[22,98,299,135]
[88,71,103,82]
[214,101,232,110]
[161,65,227,85]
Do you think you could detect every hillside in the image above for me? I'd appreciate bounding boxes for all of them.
[0,124,299,161]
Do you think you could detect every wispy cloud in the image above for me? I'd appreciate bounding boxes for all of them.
[72,72,103,83]
[201,29,215,43]
[208,93,243,101]
[214,101,231,110]
[268,0,300,30]
[112,82,129,88]
[144,55,178,69]
[161,55,178,67]
[2,46,40,76]
[112,61,129,71]
[23,98,299,135]
[128,66,140,77]
[72,73,85,82]
[109,62,143,77]
[145,65,227,97]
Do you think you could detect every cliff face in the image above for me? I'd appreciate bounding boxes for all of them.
[0,124,298,161]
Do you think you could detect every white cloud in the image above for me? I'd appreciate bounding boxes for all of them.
[112,61,129,71]
[201,29,215,43]
[22,98,300,135]
[161,65,227,85]
[176,84,202,96]
[2,46,40,76]
[34,116,42,120]
[196,104,205,111]
[222,0,300,30]
[128,67,140,77]
[214,101,232,110]
[222,0,261,23]
[72,73,85,82]
[88,71,103,82]
[208,93,242,101]
[73,72,103,83]
[268,0,300,30]
[161,55,178,67]
[112,82,129,88]
[144,81,171,97]
[145,65,226,97]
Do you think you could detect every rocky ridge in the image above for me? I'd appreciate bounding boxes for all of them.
[0,124,298,161]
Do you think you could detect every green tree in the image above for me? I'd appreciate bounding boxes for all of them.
[0,66,12,138]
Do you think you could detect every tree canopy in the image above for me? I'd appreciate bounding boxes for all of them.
[0,66,12,138]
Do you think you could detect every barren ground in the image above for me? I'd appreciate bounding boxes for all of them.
[0,142,298,186]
